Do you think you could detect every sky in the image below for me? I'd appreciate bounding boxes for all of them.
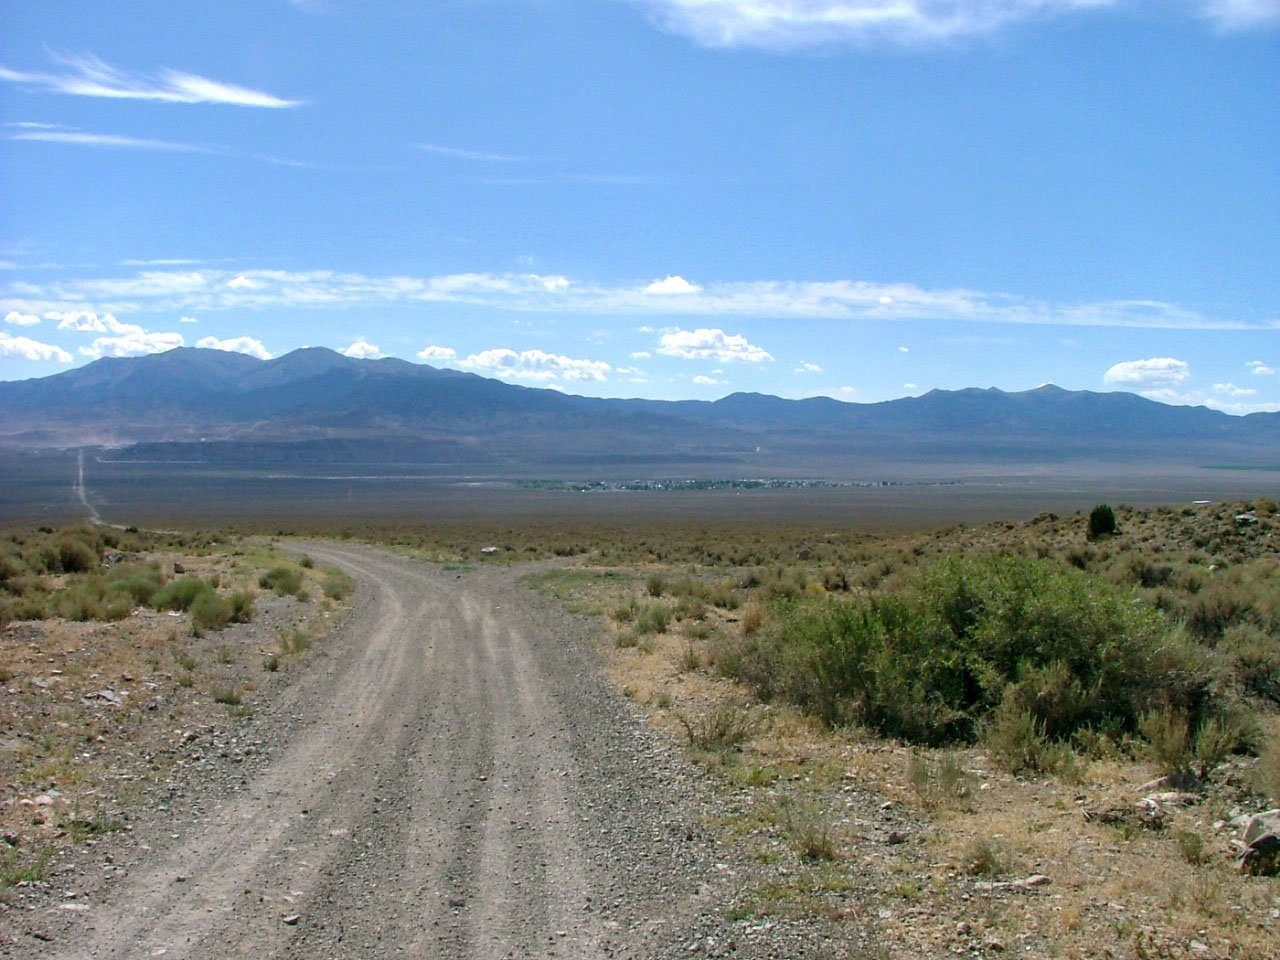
[1,1,1277,412]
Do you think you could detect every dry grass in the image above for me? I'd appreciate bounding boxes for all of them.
[525,500,1280,959]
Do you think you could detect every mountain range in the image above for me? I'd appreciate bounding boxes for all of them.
[1,347,1276,477]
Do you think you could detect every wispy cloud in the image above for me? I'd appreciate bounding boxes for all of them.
[0,52,300,107]
[631,1,1279,49]
[11,129,207,152]
[415,142,528,163]
[1199,0,1280,30]
[6,267,1275,332]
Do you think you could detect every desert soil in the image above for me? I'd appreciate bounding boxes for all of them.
[4,543,773,959]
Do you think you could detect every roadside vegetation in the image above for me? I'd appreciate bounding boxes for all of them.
[0,525,353,900]
[517,498,1280,958]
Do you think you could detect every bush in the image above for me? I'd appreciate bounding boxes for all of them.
[259,565,305,597]
[190,590,233,633]
[321,567,354,601]
[721,554,1199,746]
[152,576,214,612]
[107,563,165,606]
[1088,504,1118,540]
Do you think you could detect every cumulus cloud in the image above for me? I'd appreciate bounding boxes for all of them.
[1102,357,1191,391]
[1247,360,1275,376]
[0,52,299,107]
[4,310,40,326]
[341,339,383,359]
[0,331,73,363]
[180,316,200,324]
[657,328,773,363]
[645,275,701,295]
[630,1,1278,49]
[693,375,721,385]
[1213,382,1257,397]
[630,351,652,359]
[795,361,823,373]
[416,344,457,361]
[41,310,184,358]
[460,348,611,383]
[196,335,271,360]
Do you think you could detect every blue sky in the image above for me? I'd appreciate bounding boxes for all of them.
[1,1,1277,411]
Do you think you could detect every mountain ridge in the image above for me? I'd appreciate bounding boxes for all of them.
[1,347,1276,475]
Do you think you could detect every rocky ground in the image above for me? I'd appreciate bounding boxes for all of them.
[1,539,1277,959]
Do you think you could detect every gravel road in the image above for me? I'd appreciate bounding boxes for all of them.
[24,543,739,959]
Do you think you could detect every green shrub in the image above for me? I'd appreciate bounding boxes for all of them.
[229,590,255,623]
[1088,504,1118,540]
[721,554,1200,746]
[259,564,304,597]
[677,700,758,753]
[983,701,1050,774]
[190,590,233,633]
[107,563,165,605]
[152,576,214,612]
[635,602,672,635]
[52,536,99,573]
[321,567,354,601]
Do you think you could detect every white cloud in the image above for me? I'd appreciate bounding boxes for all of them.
[631,0,1121,49]
[898,345,910,353]
[692,374,721,385]
[630,351,652,359]
[4,310,40,326]
[657,327,773,363]
[10,130,206,152]
[0,52,299,107]
[415,143,528,162]
[180,316,199,324]
[416,344,457,361]
[82,331,183,358]
[0,331,72,363]
[795,361,823,373]
[631,1,1278,49]
[1247,359,1275,376]
[460,348,611,383]
[1102,357,1191,391]
[1199,0,1280,30]
[1213,382,1256,397]
[645,275,701,295]
[196,335,271,360]
[7,267,1270,331]
[341,339,383,359]
[903,382,918,390]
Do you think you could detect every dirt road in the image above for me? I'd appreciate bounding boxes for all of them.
[25,544,724,959]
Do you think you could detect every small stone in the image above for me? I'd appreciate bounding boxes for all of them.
[282,914,300,925]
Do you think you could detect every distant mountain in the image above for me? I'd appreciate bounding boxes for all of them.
[1,347,1276,476]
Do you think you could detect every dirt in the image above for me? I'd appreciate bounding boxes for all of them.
[1,543,768,959]
[5,540,1276,960]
